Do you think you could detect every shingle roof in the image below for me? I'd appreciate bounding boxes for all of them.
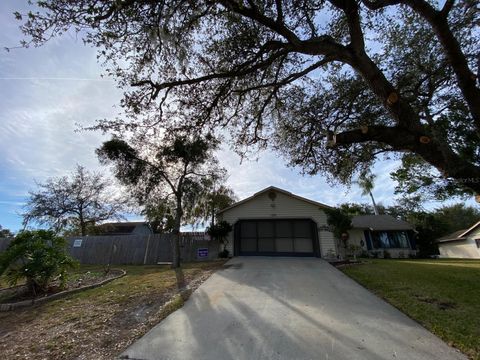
[351,215,413,231]
[435,219,480,243]
[436,229,468,243]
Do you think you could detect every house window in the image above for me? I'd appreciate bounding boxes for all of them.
[371,231,410,249]
[475,239,480,249]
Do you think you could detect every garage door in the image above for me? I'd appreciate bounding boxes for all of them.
[235,219,319,257]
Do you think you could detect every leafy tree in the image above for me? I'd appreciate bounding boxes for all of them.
[355,171,379,215]
[16,1,480,199]
[0,225,14,238]
[325,207,352,258]
[338,203,374,216]
[23,165,126,236]
[97,134,223,268]
[190,180,237,227]
[142,198,176,234]
[0,230,78,295]
[431,203,480,234]
[206,220,233,258]
[386,202,480,257]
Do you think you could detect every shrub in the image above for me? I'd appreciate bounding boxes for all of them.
[359,250,369,258]
[0,230,78,295]
[206,221,233,256]
[383,250,391,259]
[218,249,230,258]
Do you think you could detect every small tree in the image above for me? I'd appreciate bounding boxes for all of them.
[206,221,233,258]
[325,208,353,259]
[23,165,126,236]
[0,230,78,295]
[97,134,224,268]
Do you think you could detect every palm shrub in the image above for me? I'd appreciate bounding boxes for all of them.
[0,230,78,295]
[206,221,233,258]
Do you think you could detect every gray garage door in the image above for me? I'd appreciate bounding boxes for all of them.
[235,219,319,257]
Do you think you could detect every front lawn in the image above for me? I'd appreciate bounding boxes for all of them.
[341,259,480,360]
[0,261,226,359]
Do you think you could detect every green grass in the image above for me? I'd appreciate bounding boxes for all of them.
[341,259,480,359]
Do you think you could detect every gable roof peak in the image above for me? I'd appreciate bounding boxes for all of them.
[218,185,332,214]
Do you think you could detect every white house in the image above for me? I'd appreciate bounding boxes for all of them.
[437,221,480,258]
[217,186,337,258]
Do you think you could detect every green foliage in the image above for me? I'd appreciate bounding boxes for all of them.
[324,208,352,240]
[142,199,176,233]
[207,221,232,240]
[0,230,78,295]
[207,220,233,257]
[338,203,374,216]
[389,203,480,257]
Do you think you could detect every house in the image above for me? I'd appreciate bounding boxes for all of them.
[96,221,153,236]
[218,186,337,258]
[218,186,418,259]
[348,215,417,258]
[436,221,480,258]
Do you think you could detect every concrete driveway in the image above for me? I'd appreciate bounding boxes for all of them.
[120,257,466,360]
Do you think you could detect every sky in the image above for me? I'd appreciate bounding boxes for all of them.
[0,1,474,232]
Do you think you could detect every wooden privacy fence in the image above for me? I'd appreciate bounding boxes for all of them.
[0,233,219,265]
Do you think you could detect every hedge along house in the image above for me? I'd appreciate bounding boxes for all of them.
[348,215,417,258]
[437,220,480,258]
[217,186,337,258]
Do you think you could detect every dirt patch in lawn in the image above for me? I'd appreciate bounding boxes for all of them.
[414,294,457,310]
[0,260,227,359]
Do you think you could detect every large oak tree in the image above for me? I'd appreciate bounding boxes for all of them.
[16,1,480,198]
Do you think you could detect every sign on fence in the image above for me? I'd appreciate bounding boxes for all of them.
[197,248,208,258]
[73,239,83,247]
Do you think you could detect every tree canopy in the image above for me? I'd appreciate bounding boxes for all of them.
[16,0,480,199]
[97,133,223,267]
[23,165,126,236]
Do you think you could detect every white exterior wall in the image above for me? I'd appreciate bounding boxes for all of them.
[218,191,337,258]
[348,229,367,249]
[439,228,480,258]
[348,228,416,258]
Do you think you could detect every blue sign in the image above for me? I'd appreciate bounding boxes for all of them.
[197,248,208,258]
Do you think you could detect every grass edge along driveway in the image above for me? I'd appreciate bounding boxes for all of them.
[341,259,480,360]
[0,260,227,359]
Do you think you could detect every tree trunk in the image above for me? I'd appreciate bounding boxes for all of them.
[79,211,86,236]
[333,125,480,195]
[369,191,379,215]
[171,195,183,269]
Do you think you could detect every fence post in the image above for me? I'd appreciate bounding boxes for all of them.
[143,233,151,265]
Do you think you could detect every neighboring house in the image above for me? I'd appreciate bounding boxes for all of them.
[348,215,417,258]
[437,221,480,258]
[218,186,337,258]
[96,221,153,236]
